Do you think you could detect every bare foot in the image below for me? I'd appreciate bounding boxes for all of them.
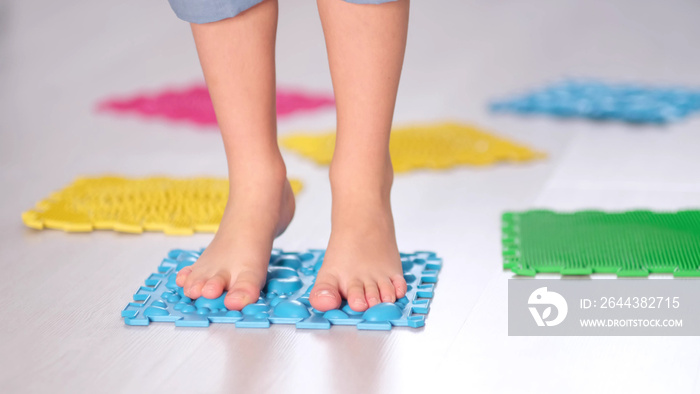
[309,160,407,312]
[176,160,295,310]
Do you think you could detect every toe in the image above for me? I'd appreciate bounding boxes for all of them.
[378,279,397,303]
[309,274,342,312]
[345,280,368,312]
[364,282,381,308]
[391,274,407,299]
[224,272,263,310]
[224,283,260,310]
[201,274,227,299]
[185,279,205,299]
[176,267,192,287]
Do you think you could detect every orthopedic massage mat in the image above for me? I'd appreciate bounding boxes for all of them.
[281,122,544,173]
[502,210,700,277]
[22,176,303,235]
[491,80,700,123]
[122,249,441,330]
[98,85,335,126]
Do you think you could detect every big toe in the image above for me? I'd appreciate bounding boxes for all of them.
[309,274,342,312]
[224,277,262,310]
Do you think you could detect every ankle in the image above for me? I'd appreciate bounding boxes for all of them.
[228,152,288,187]
[329,155,393,190]
[329,159,394,211]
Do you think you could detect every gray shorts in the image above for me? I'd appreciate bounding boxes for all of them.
[169,0,398,24]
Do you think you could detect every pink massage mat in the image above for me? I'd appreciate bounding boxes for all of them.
[98,85,335,127]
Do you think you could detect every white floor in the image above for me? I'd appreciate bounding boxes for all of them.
[2,0,700,393]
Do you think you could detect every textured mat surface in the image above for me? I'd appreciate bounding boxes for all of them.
[22,176,303,235]
[281,122,544,173]
[122,248,442,330]
[502,210,700,277]
[98,85,335,126]
[491,80,700,123]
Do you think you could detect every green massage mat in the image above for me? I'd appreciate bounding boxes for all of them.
[502,210,700,277]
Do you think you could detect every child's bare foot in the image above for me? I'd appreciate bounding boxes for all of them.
[310,159,407,312]
[181,0,291,311]
[176,159,295,310]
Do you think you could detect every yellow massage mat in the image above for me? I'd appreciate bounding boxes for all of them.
[22,176,303,235]
[281,122,545,173]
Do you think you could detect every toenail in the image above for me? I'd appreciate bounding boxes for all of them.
[315,290,336,299]
[355,299,367,307]
[368,298,379,305]
[228,292,247,301]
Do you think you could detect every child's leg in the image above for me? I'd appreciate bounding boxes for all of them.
[310,0,410,312]
[175,0,296,310]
